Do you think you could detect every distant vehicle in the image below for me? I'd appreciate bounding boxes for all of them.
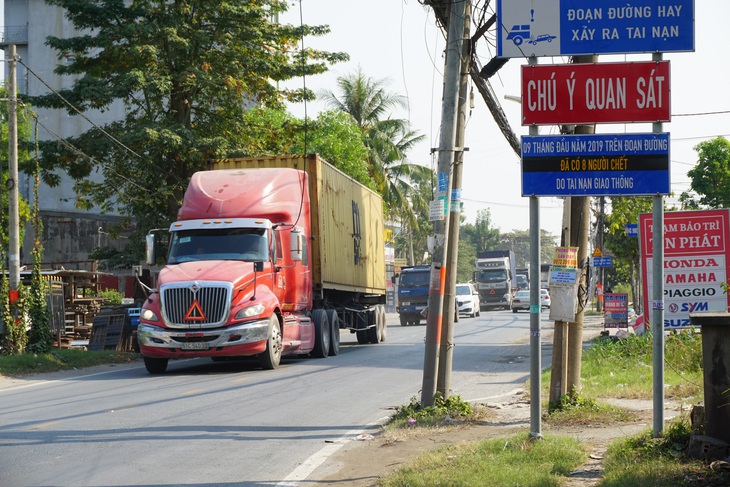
[529,34,557,45]
[511,290,531,313]
[540,289,551,309]
[474,250,517,311]
[506,24,531,46]
[455,283,480,318]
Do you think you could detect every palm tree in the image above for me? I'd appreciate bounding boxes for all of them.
[319,68,433,262]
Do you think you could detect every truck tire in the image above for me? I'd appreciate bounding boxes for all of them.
[367,309,378,344]
[356,314,369,344]
[311,309,331,358]
[325,309,340,356]
[144,356,168,374]
[260,315,282,370]
[400,314,408,327]
[378,305,387,342]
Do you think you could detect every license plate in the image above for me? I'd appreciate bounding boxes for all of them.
[181,342,209,350]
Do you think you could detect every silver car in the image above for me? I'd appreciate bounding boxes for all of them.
[511,290,531,313]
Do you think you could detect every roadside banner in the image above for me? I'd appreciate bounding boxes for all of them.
[640,209,730,330]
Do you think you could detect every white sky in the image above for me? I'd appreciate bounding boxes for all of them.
[281,0,730,238]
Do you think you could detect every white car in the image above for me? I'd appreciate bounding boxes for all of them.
[540,289,551,309]
[455,283,480,318]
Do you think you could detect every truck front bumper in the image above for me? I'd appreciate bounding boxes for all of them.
[138,319,269,357]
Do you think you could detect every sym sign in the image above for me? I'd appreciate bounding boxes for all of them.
[639,209,730,330]
[521,61,670,125]
[497,0,694,58]
[521,132,670,197]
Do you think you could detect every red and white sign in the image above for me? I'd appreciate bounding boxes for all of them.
[521,61,670,126]
[639,209,730,330]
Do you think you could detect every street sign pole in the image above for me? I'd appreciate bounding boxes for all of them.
[652,52,665,439]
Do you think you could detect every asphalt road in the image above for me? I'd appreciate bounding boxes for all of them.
[0,309,553,486]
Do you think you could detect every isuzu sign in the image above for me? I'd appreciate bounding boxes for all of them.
[497,0,694,58]
[522,61,670,125]
[640,209,730,330]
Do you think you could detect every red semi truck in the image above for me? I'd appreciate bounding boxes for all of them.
[137,154,387,374]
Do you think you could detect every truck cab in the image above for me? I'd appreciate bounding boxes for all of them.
[394,265,430,326]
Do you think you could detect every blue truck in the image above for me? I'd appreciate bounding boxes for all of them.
[394,265,460,326]
[394,265,431,326]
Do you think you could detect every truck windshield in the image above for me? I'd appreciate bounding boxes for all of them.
[476,269,507,282]
[399,270,430,288]
[168,228,269,264]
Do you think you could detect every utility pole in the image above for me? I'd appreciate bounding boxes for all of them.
[438,0,471,398]
[422,0,467,407]
[8,44,21,298]
[597,196,605,312]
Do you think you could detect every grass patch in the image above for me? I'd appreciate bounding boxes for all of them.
[379,432,586,487]
[388,393,489,429]
[568,330,703,400]
[545,395,637,426]
[602,418,730,486]
[0,349,140,377]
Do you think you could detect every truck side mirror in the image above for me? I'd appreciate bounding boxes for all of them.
[253,261,264,272]
[391,274,399,284]
[145,233,156,266]
[290,230,303,262]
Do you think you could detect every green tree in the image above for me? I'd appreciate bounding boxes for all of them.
[604,196,652,314]
[236,106,375,189]
[681,137,730,209]
[29,0,347,239]
[460,209,501,254]
[318,68,432,223]
[501,229,558,269]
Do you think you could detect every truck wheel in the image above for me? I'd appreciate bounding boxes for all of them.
[260,315,282,370]
[325,309,340,356]
[144,356,168,374]
[356,315,369,344]
[400,314,408,327]
[367,309,378,343]
[311,309,330,358]
[378,306,387,342]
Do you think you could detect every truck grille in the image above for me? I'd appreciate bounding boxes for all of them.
[161,282,232,327]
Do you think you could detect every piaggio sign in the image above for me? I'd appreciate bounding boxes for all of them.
[639,209,730,330]
[521,61,670,125]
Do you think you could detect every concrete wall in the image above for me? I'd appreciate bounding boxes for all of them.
[5,0,130,264]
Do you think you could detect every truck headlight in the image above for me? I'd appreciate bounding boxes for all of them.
[402,301,411,306]
[235,303,265,320]
[141,308,159,322]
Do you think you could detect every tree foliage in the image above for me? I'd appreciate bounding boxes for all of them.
[500,229,558,268]
[681,137,730,209]
[460,209,501,254]
[604,196,652,314]
[318,68,432,223]
[29,0,348,236]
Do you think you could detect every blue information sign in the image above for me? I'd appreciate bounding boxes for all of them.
[625,223,639,237]
[497,0,694,58]
[593,256,613,267]
[521,133,670,197]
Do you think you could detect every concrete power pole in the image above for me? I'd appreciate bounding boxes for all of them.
[8,44,21,297]
[422,0,468,407]
[438,0,471,398]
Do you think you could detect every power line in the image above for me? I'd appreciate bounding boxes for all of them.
[18,58,143,161]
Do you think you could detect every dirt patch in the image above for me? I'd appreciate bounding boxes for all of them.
[314,394,690,486]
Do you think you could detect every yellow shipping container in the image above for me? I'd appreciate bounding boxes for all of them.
[209,154,386,297]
